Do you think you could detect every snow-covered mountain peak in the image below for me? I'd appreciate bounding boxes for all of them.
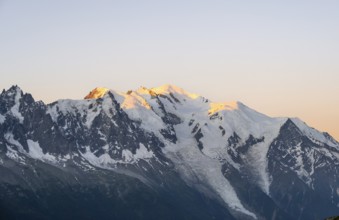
[208,101,239,115]
[135,86,151,95]
[290,117,339,148]
[0,85,26,123]
[1,85,23,98]
[119,91,152,110]
[150,84,200,100]
[1,84,339,220]
[84,87,109,99]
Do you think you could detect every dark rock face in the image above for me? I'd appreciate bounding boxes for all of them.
[0,86,338,220]
[0,158,235,220]
[268,119,339,220]
[221,162,293,220]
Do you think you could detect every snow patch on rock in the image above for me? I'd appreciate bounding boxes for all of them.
[47,99,105,128]
[82,144,154,169]
[27,140,56,162]
[10,88,24,123]
[292,118,338,148]
[0,114,5,124]
[135,143,154,160]
[4,134,56,163]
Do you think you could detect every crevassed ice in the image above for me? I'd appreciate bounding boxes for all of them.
[164,124,257,219]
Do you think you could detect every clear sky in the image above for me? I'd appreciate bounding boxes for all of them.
[0,0,338,140]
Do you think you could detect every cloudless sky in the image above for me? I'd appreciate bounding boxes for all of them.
[0,0,338,139]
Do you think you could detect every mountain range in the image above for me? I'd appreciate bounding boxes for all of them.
[0,84,338,220]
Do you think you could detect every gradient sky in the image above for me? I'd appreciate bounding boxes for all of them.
[0,0,338,139]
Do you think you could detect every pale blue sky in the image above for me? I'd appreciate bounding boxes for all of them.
[0,0,338,138]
